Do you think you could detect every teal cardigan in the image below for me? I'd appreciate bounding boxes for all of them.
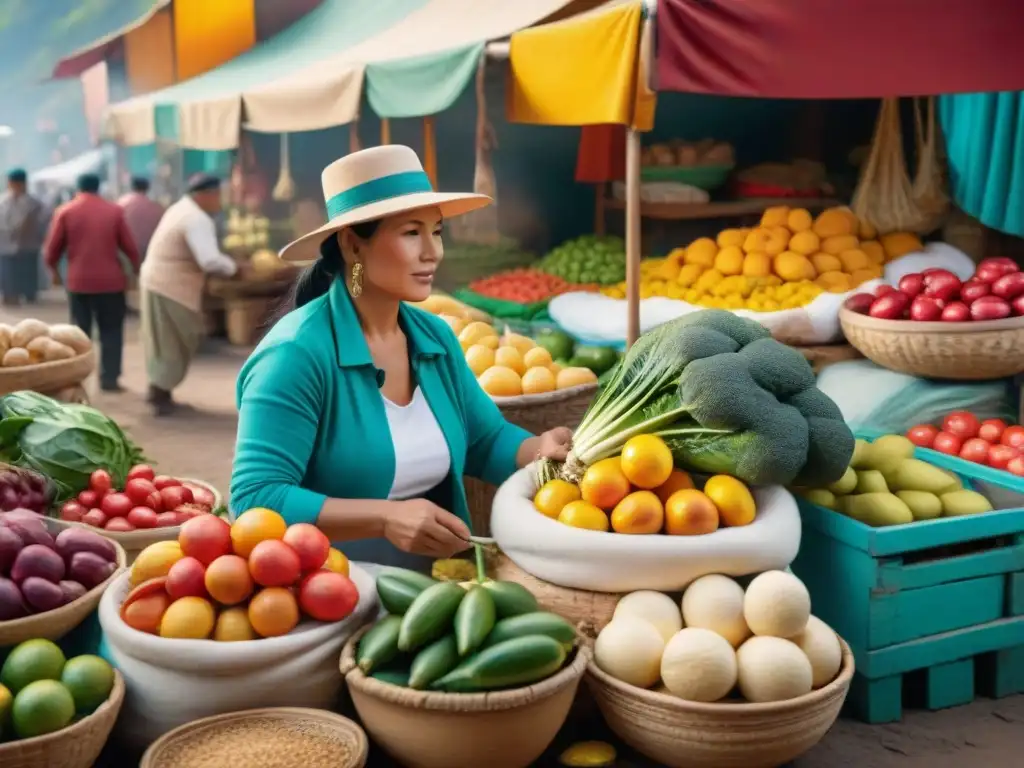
[230,279,531,567]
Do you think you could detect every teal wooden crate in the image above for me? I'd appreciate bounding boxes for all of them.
[791,434,1024,724]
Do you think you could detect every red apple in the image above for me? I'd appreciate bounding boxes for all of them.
[970,295,1011,321]
[898,273,926,298]
[959,279,991,305]
[922,270,962,302]
[909,296,943,321]
[991,272,1024,300]
[875,284,896,298]
[940,301,971,322]
[869,291,911,320]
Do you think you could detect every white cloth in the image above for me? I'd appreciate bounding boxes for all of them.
[383,387,451,499]
[176,196,238,277]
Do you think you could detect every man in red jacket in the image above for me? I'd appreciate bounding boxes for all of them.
[43,173,141,392]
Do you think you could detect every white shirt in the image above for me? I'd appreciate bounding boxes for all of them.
[156,195,237,277]
[384,387,451,500]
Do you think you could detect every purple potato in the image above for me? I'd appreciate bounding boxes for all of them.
[55,528,118,564]
[0,515,55,550]
[11,544,66,584]
[21,576,66,613]
[59,580,88,604]
[68,552,115,590]
[0,576,26,619]
[0,525,24,574]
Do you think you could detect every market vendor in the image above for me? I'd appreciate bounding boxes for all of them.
[140,173,243,417]
[231,146,572,572]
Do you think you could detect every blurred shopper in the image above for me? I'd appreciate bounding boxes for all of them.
[141,173,241,416]
[118,176,165,258]
[0,169,44,305]
[43,173,141,392]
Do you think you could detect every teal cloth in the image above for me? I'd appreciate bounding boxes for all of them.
[939,91,1024,237]
[365,43,484,119]
[231,279,531,569]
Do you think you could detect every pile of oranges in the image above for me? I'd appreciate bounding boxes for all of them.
[121,508,357,641]
[534,435,757,536]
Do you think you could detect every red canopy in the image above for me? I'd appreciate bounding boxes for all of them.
[656,0,1024,98]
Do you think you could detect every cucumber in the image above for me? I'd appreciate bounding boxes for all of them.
[376,569,438,615]
[484,611,576,650]
[431,635,567,693]
[398,582,466,652]
[482,581,538,618]
[454,586,496,656]
[357,615,403,673]
[408,634,460,690]
[371,669,411,687]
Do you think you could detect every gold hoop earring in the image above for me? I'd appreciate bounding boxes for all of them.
[349,262,364,298]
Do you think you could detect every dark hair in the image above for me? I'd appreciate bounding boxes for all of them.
[131,177,150,193]
[290,220,380,309]
[77,173,101,193]
[7,169,26,184]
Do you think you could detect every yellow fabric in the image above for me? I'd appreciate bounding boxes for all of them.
[508,1,643,126]
[123,8,176,94]
[632,17,656,132]
[173,0,257,82]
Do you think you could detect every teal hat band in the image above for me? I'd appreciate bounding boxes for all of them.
[325,170,433,220]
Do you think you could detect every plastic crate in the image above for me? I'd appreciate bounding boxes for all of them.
[791,433,1024,723]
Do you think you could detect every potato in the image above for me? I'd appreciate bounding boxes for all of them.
[11,318,49,348]
[0,323,11,358]
[844,493,913,527]
[2,348,31,367]
[47,324,91,354]
[43,340,76,362]
[25,336,50,362]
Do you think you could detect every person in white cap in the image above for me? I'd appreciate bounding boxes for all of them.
[230,146,572,572]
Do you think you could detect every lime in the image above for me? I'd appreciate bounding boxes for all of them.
[0,639,66,694]
[60,655,115,715]
[0,683,12,739]
[11,680,75,738]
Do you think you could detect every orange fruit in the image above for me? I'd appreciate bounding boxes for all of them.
[533,479,582,519]
[654,469,696,505]
[248,587,300,638]
[620,435,674,489]
[159,596,216,639]
[579,458,631,510]
[610,491,665,534]
[204,554,254,606]
[703,475,756,527]
[120,591,171,635]
[556,500,610,532]
[213,607,257,641]
[130,541,183,586]
[324,548,350,577]
[230,508,287,558]
[664,489,720,536]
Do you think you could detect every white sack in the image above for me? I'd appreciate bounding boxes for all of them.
[99,564,377,750]
[491,468,801,593]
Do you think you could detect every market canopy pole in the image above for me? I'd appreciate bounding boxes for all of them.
[423,116,438,188]
[625,128,641,346]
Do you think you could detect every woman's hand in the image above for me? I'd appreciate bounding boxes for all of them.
[383,499,471,558]
[516,426,573,468]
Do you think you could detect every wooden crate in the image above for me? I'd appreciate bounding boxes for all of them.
[791,447,1024,724]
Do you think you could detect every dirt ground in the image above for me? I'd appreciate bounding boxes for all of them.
[3,291,1023,767]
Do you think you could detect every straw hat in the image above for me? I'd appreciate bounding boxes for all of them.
[279,145,491,263]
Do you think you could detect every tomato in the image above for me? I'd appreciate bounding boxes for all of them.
[932,431,964,455]
[125,478,158,506]
[89,469,113,494]
[127,506,159,529]
[987,444,1020,470]
[906,424,938,448]
[1000,425,1024,449]
[978,418,1008,444]
[60,500,86,522]
[1008,456,1024,477]
[941,411,980,439]
[144,491,164,513]
[105,517,135,532]
[186,484,217,509]
[154,511,179,528]
[127,464,156,482]
[959,437,991,464]
[77,489,99,508]
[81,509,107,528]
[160,485,194,510]
[153,475,182,490]
[101,492,134,518]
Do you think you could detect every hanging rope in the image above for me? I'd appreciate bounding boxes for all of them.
[272,132,295,202]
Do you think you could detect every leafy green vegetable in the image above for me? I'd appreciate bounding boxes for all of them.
[0,391,146,502]
[546,310,853,487]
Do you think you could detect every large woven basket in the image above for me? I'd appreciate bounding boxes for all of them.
[0,519,127,646]
[140,707,368,768]
[0,349,95,396]
[57,478,222,565]
[839,307,1024,380]
[465,382,598,534]
[340,624,590,768]
[586,640,854,768]
[0,672,125,768]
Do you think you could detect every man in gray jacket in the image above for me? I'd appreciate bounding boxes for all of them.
[0,169,43,305]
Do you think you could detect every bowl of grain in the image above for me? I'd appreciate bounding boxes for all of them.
[139,707,368,768]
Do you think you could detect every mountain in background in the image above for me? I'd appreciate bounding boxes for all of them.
[0,0,157,170]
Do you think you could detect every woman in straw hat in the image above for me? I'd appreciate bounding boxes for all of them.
[230,146,572,572]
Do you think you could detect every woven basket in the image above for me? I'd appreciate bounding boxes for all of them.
[0,349,96,396]
[340,624,590,768]
[140,707,368,768]
[0,519,127,647]
[0,672,125,768]
[464,382,598,534]
[56,479,222,565]
[839,307,1024,380]
[489,551,620,637]
[586,640,854,768]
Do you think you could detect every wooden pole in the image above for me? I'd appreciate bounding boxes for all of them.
[423,116,438,188]
[380,119,391,145]
[625,129,642,347]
